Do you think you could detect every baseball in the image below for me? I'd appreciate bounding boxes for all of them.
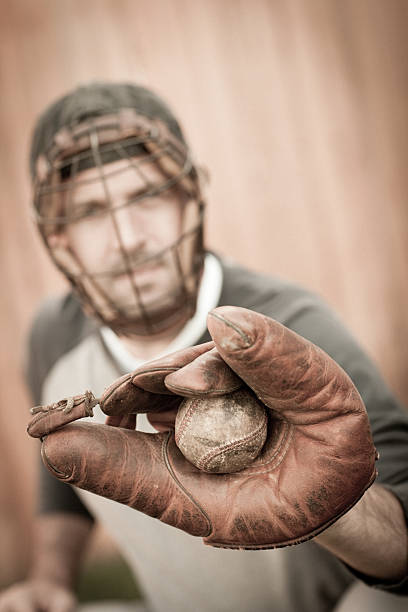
[174,389,268,474]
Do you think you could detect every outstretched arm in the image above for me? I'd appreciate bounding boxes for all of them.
[27,306,408,589]
[316,483,407,582]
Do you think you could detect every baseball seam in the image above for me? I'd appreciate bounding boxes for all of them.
[199,413,268,471]
[174,398,198,447]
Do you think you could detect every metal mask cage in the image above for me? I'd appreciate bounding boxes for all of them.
[32,110,205,336]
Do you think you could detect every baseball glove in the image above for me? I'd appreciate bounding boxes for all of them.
[28,306,377,549]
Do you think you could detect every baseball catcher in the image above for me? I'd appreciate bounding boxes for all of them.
[1,83,407,612]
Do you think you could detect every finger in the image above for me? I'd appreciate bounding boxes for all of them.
[101,379,181,416]
[207,306,365,424]
[147,407,178,432]
[40,423,210,538]
[131,341,215,393]
[27,391,98,438]
[100,372,161,416]
[105,413,137,429]
[164,347,242,397]
[100,342,214,416]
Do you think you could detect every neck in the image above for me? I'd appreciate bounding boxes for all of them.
[118,315,188,362]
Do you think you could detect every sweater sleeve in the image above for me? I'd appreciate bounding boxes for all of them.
[285,298,408,594]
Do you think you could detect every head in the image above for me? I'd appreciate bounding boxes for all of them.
[30,82,205,336]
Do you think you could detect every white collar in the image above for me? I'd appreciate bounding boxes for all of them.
[100,253,223,372]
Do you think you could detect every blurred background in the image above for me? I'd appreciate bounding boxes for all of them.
[1,0,408,603]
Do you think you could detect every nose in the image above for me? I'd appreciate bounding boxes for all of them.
[112,205,146,252]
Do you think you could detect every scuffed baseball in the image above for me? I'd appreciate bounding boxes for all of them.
[174,389,268,474]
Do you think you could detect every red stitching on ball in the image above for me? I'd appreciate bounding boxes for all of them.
[199,411,268,471]
[175,398,197,447]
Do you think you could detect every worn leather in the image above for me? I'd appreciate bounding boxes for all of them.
[27,391,98,438]
[35,306,378,549]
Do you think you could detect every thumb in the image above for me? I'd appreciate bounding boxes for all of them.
[207,306,365,425]
[40,423,210,538]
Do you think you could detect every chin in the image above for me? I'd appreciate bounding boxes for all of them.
[118,286,186,319]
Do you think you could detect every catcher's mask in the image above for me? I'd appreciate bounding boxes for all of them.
[32,109,205,336]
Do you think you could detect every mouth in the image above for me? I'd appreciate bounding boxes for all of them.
[113,259,164,280]
[112,268,163,294]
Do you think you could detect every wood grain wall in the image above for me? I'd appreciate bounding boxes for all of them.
[1,0,407,585]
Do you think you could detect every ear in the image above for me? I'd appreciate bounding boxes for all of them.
[196,164,210,186]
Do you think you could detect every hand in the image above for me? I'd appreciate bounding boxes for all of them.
[31,306,377,549]
[0,579,76,612]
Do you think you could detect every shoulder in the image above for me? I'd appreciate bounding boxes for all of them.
[216,255,392,401]
[28,291,93,350]
[218,255,323,326]
[25,292,98,402]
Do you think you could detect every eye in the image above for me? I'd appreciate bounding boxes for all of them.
[72,201,107,219]
[136,195,163,209]
[137,186,186,209]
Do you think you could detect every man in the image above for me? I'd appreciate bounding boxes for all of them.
[1,82,408,612]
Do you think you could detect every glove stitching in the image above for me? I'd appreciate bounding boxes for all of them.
[168,383,242,396]
[101,374,132,401]
[29,391,97,425]
[242,421,294,475]
[209,312,252,347]
[133,366,179,377]
[162,432,213,537]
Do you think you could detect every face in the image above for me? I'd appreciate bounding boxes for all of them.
[50,157,190,322]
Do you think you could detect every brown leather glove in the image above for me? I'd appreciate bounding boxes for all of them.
[29,306,377,549]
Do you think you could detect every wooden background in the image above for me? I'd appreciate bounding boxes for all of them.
[1,0,408,587]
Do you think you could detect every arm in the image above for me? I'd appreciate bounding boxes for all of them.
[316,483,407,582]
[27,305,408,591]
[29,512,94,588]
[0,512,93,612]
[283,298,408,588]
